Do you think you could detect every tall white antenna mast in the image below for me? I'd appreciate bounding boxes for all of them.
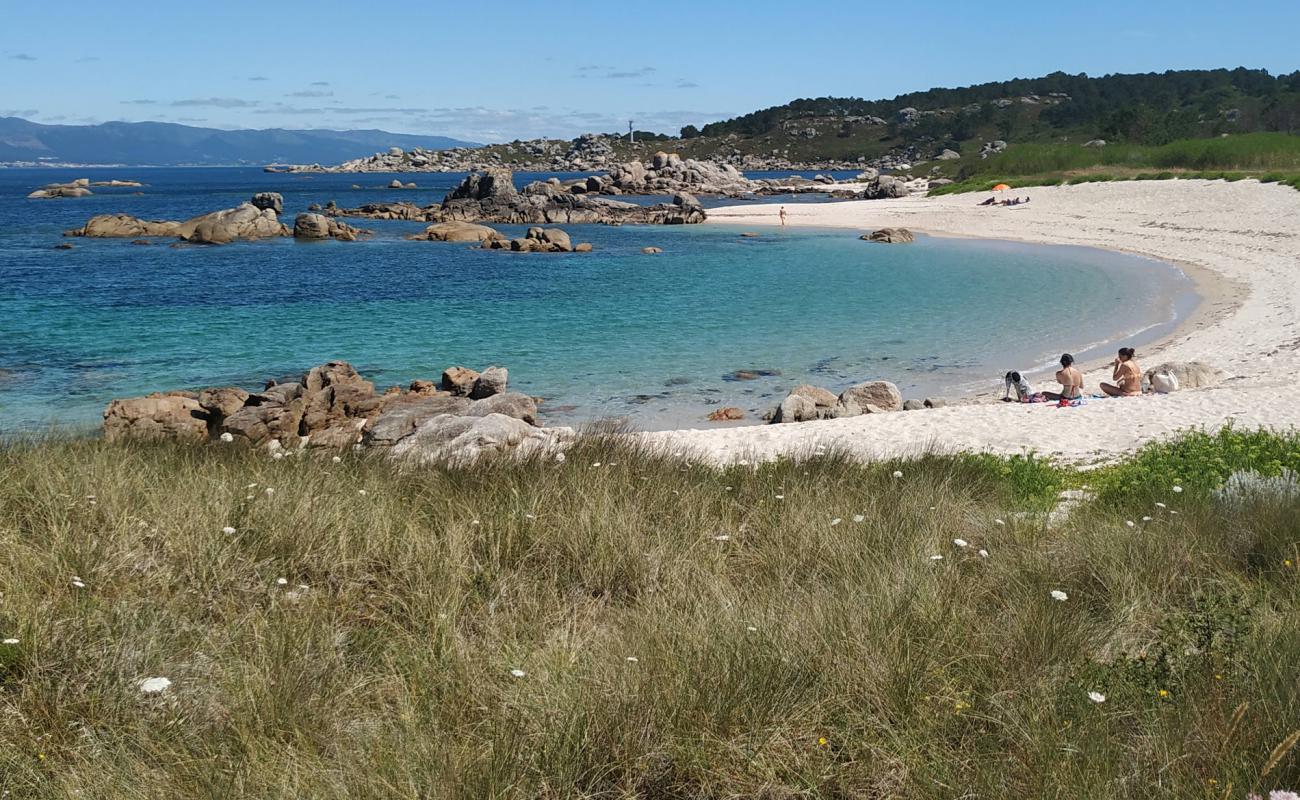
[628,120,634,144]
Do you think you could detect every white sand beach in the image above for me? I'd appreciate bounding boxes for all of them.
[643,179,1300,464]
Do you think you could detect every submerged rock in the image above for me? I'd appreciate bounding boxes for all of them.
[861,227,915,244]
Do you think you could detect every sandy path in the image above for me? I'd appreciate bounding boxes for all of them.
[642,179,1300,464]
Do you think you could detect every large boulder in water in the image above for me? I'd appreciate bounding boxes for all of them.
[470,366,508,399]
[65,214,181,238]
[250,192,284,214]
[441,366,480,396]
[861,227,914,244]
[836,380,903,415]
[293,212,363,241]
[182,203,289,244]
[103,393,209,442]
[412,221,504,243]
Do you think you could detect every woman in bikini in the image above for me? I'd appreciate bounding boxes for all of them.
[1100,347,1142,397]
[1043,353,1083,401]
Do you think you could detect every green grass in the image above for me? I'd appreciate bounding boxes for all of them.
[0,433,1297,798]
[928,133,1300,195]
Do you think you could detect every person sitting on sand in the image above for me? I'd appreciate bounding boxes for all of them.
[1100,347,1142,397]
[1043,353,1083,401]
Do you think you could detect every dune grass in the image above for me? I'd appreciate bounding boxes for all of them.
[929,133,1300,195]
[0,432,1297,798]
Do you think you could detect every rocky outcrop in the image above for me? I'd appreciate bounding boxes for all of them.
[102,360,569,464]
[185,204,290,244]
[65,195,291,244]
[837,381,903,414]
[431,170,707,226]
[1143,361,1226,391]
[410,221,505,243]
[28,178,93,199]
[765,380,902,424]
[861,227,914,244]
[480,226,590,253]
[250,192,284,214]
[707,407,745,422]
[470,366,508,399]
[103,393,208,442]
[64,214,181,238]
[293,213,365,241]
[441,366,480,396]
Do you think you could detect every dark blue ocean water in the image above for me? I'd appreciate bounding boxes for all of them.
[0,167,1195,432]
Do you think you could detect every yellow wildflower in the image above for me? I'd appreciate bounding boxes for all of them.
[1158,689,1169,698]
[817,736,829,747]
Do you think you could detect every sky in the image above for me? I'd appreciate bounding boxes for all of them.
[3,0,1299,143]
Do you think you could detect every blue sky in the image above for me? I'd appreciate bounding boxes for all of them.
[2,0,1298,142]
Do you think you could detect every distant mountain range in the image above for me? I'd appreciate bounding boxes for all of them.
[0,117,479,166]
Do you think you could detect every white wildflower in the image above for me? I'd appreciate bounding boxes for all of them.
[71,577,86,589]
[221,526,236,535]
[591,462,601,468]
[509,668,526,678]
[245,495,254,500]
[554,452,566,463]
[2,638,17,645]
[953,538,969,548]
[264,487,274,496]
[994,519,1006,526]
[892,470,904,479]
[746,625,758,632]
[929,555,944,561]
[271,452,284,460]
[276,577,288,586]
[246,483,257,489]
[978,549,990,558]
[331,455,342,463]
[774,494,784,500]
[1142,516,1152,522]
[471,519,480,526]
[358,489,367,496]
[713,534,731,541]
[219,432,234,443]
[1087,691,1106,703]
[1155,501,1167,508]
[1126,520,1136,528]
[524,513,536,520]
[1171,485,1183,493]
[830,518,842,526]
[625,656,639,663]
[137,677,171,694]
[1050,590,1068,601]
[852,514,865,523]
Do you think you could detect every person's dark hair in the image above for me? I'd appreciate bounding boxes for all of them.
[1119,347,1136,359]
[1060,353,1074,367]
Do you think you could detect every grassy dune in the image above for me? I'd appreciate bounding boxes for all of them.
[0,432,1297,798]
[930,133,1300,195]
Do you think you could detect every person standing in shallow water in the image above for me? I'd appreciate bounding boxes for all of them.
[778,206,787,227]
[1100,347,1142,397]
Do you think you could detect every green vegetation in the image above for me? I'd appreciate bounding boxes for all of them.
[1,430,1298,797]
[926,132,1300,194]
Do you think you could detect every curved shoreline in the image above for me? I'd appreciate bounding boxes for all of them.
[641,179,1300,464]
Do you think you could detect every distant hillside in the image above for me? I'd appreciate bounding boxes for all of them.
[0,118,479,166]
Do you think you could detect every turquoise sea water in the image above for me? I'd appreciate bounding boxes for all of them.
[0,167,1195,432]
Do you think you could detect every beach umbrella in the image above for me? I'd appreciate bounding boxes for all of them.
[992,183,1011,192]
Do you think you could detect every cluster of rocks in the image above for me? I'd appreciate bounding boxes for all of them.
[409,220,592,252]
[278,133,628,175]
[329,169,707,226]
[62,193,366,245]
[979,140,1008,159]
[103,361,571,464]
[763,381,904,423]
[860,228,914,244]
[27,178,143,199]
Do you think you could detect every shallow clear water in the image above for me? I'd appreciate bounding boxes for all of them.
[0,167,1195,432]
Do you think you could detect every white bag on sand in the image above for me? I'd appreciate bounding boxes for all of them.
[1149,370,1180,394]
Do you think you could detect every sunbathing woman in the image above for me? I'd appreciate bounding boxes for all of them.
[1100,347,1142,397]
[1043,353,1083,401]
